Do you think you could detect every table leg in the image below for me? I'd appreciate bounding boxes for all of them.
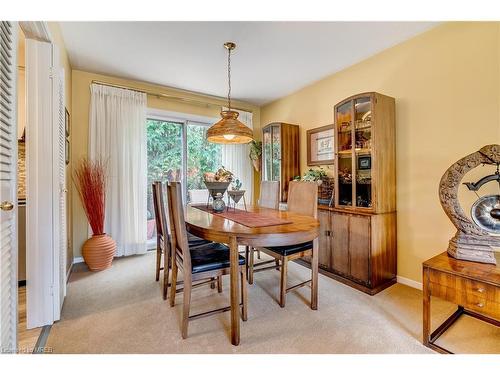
[423,267,430,347]
[229,236,240,345]
[311,238,319,310]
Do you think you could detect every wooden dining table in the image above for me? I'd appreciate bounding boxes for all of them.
[184,204,320,346]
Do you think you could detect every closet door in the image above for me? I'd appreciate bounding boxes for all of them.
[53,62,66,313]
[26,38,65,327]
[0,21,18,353]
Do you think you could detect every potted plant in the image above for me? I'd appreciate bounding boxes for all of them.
[73,158,116,271]
[295,167,327,185]
[249,140,262,172]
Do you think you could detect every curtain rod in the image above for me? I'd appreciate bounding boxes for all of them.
[91,80,253,114]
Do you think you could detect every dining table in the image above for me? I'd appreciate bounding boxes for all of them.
[184,204,320,346]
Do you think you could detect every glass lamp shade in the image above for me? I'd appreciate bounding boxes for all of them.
[206,110,253,144]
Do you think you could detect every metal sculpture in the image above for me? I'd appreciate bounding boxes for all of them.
[439,144,500,264]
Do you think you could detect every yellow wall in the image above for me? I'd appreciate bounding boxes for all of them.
[71,69,260,258]
[260,22,500,283]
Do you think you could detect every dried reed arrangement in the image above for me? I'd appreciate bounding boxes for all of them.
[73,158,107,235]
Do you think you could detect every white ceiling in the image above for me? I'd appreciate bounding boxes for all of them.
[59,22,437,105]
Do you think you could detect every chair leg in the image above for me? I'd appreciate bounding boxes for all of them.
[248,247,255,285]
[163,245,170,300]
[279,257,288,308]
[275,259,280,270]
[169,259,178,307]
[217,276,223,293]
[311,239,319,310]
[241,268,248,321]
[245,246,249,279]
[181,275,192,339]
[155,242,161,282]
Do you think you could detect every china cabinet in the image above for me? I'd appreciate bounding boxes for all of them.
[335,92,395,212]
[262,122,300,202]
[301,92,397,295]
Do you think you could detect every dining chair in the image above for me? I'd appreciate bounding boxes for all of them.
[259,180,280,210]
[167,181,248,339]
[246,181,281,283]
[248,180,318,308]
[151,181,212,300]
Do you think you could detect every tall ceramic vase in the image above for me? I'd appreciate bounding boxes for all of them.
[82,234,116,271]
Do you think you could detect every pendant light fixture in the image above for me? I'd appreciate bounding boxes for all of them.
[206,42,253,144]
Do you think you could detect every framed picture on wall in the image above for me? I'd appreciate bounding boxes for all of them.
[307,124,335,166]
[65,108,70,136]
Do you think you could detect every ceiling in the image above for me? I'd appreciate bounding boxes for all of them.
[60,22,437,105]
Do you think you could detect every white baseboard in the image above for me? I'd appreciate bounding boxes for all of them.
[397,275,422,290]
[73,256,84,265]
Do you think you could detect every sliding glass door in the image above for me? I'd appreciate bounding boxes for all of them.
[146,117,222,246]
[186,122,222,203]
[146,119,183,244]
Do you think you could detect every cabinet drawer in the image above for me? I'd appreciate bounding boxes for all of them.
[428,270,500,320]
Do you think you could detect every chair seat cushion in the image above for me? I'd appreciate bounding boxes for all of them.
[187,232,211,247]
[264,241,313,256]
[190,243,245,274]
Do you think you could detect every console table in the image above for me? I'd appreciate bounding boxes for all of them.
[422,251,500,353]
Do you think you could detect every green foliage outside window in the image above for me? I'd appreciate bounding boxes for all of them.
[146,119,222,216]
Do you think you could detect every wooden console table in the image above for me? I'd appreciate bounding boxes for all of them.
[423,251,500,353]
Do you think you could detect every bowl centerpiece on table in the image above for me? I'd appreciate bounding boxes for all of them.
[203,166,234,210]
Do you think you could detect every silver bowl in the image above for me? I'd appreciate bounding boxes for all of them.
[204,181,231,199]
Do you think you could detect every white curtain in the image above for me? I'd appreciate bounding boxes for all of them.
[221,108,253,205]
[89,84,147,256]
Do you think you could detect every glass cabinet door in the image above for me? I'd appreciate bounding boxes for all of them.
[354,96,372,208]
[263,126,272,181]
[262,124,281,183]
[271,124,281,182]
[336,101,353,206]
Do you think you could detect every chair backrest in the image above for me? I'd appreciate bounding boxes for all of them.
[287,181,318,219]
[152,181,166,239]
[167,182,191,269]
[259,181,280,210]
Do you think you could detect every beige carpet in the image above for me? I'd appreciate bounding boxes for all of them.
[47,252,500,354]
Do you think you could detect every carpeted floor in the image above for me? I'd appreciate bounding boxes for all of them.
[46,252,500,354]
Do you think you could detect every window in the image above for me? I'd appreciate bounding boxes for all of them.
[145,114,223,247]
[146,109,253,248]
[186,122,222,194]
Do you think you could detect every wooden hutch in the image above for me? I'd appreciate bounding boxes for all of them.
[303,92,397,295]
[262,122,300,202]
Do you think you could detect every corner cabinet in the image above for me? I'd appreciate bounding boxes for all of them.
[262,122,300,202]
[302,92,397,295]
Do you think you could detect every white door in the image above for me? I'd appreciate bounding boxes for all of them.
[0,21,18,353]
[53,62,66,312]
[26,38,66,328]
